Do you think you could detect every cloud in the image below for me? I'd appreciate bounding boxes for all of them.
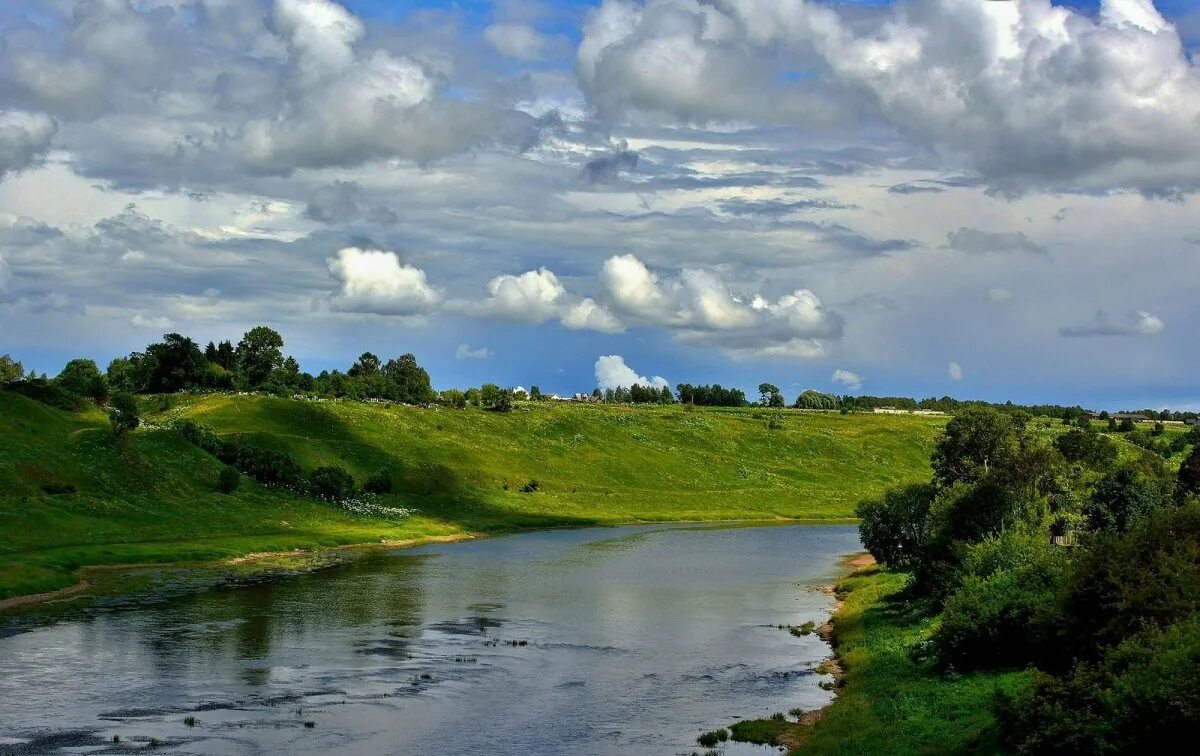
[947,228,1047,256]
[455,343,493,360]
[594,354,668,390]
[988,288,1014,304]
[484,23,549,61]
[948,361,964,382]
[577,0,1200,194]
[327,247,440,315]
[583,145,639,184]
[562,297,624,333]
[0,252,10,290]
[831,369,863,391]
[1060,310,1165,338]
[0,111,57,179]
[471,268,568,323]
[130,313,173,330]
[597,254,842,359]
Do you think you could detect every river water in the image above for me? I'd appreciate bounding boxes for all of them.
[0,523,859,755]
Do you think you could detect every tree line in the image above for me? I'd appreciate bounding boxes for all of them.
[855,406,1200,752]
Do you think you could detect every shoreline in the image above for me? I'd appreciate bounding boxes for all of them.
[0,517,858,613]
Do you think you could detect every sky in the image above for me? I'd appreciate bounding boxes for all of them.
[0,0,1198,410]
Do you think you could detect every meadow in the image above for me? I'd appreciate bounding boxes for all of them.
[0,391,944,600]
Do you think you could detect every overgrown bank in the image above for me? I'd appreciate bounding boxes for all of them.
[0,391,943,601]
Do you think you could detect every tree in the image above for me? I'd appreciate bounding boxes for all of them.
[758,383,780,406]
[234,326,285,390]
[55,359,107,402]
[1086,464,1173,533]
[1118,417,1136,433]
[1179,445,1200,501]
[492,388,513,413]
[930,407,1020,489]
[382,353,433,404]
[108,392,140,437]
[217,466,240,494]
[309,466,356,500]
[144,334,208,393]
[348,352,381,377]
[0,354,23,383]
[529,385,543,401]
[480,383,501,407]
[856,483,935,569]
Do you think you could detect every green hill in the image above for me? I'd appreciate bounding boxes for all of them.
[0,391,945,600]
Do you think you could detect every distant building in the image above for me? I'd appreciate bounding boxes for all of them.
[873,407,946,416]
[1112,413,1150,423]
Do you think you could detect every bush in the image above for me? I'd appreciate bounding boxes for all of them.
[1085,463,1173,533]
[856,483,934,569]
[1000,617,1200,754]
[108,391,140,437]
[696,729,729,747]
[6,378,82,411]
[934,535,1066,671]
[217,466,240,494]
[308,465,356,501]
[1054,429,1117,469]
[519,479,540,493]
[364,468,393,494]
[234,445,302,487]
[172,419,223,456]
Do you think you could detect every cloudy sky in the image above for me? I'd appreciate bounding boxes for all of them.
[1,0,1198,408]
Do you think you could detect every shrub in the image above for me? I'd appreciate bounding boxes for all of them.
[364,468,393,494]
[696,729,729,747]
[856,483,935,569]
[172,419,223,456]
[217,466,240,494]
[308,466,356,501]
[519,479,540,493]
[1085,463,1173,533]
[55,359,107,403]
[41,483,76,495]
[1000,617,1200,754]
[108,392,141,437]
[6,378,82,411]
[1054,429,1117,469]
[234,445,302,487]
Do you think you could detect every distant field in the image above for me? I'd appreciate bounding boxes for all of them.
[0,392,944,600]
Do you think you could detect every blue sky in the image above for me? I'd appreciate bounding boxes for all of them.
[1,0,1199,410]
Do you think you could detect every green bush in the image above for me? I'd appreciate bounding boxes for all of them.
[308,465,356,501]
[6,378,82,411]
[364,468,393,494]
[108,391,141,437]
[1000,617,1200,754]
[172,419,223,456]
[217,466,240,494]
[856,483,934,569]
[234,445,302,487]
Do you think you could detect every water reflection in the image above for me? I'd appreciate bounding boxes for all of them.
[0,524,858,755]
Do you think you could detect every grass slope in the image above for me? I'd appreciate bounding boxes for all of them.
[0,392,942,599]
[802,567,1031,755]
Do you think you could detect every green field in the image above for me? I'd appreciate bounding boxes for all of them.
[0,392,944,600]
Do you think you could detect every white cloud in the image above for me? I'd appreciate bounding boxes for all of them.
[0,111,57,179]
[562,297,624,333]
[988,288,1014,304]
[577,0,1200,194]
[455,343,493,360]
[1060,309,1165,338]
[327,247,440,315]
[594,354,668,390]
[484,23,548,61]
[831,369,863,391]
[597,254,841,359]
[473,268,567,323]
[0,252,10,290]
[948,361,964,382]
[130,313,172,330]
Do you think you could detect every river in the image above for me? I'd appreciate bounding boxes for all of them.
[0,523,859,755]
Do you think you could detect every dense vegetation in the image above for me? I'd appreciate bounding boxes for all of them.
[832,406,1200,753]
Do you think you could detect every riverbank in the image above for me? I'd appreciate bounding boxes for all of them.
[1,390,940,601]
[796,565,1032,754]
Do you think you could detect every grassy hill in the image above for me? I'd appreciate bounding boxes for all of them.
[0,391,945,600]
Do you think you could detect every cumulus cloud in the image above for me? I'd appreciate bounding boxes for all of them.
[597,254,841,359]
[948,361,964,382]
[562,297,624,333]
[471,268,568,323]
[327,247,440,315]
[831,369,863,391]
[594,354,668,390]
[948,228,1047,257]
[484,23,549,61]
[0,111,57,179]
[577,0,1200,193]
[1060,310,1165,338]
[456,343,493,360]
